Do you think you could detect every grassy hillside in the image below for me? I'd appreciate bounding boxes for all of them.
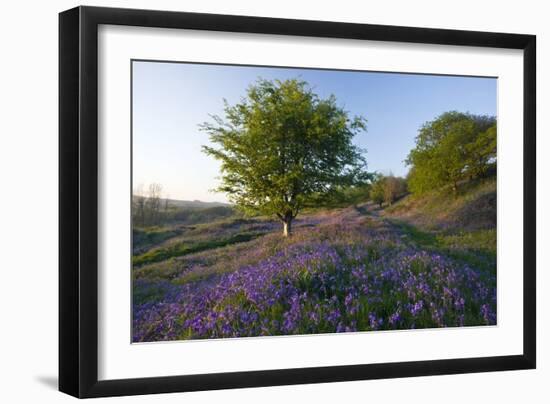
[383,177,496,232]
[383,177,496,275]
[164,198,230,209]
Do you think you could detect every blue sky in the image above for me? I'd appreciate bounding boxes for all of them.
[132,61,496,203]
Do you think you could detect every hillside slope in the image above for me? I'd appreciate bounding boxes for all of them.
[383,177,496,232]
[380,177,497,279]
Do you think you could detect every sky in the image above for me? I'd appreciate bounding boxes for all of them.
[132,61,496,203]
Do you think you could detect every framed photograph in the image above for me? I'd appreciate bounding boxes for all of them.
[59,6,536,398]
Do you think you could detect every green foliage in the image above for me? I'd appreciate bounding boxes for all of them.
[311,183,372,208]
[370,174,407,207]
[370,176,385,207]
[201,78,368,234]
[383,175,407,205]
[406,111,496,195]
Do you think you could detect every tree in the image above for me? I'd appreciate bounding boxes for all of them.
[406,111,496,195]
[132,183,164,226]
[133,184,146,227]
[146,183,163,225]
[465,124,496,179]
[370,176,385,208]
[370,174,407,207]
[383,175,407,205]
[201,78,368,236]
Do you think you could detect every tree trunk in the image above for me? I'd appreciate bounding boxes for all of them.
[282,216,292,237]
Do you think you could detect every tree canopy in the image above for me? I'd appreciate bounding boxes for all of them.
[370,175,385,208]
[406,111,496,195]
[369,174,407,207]
[201,78,368,236]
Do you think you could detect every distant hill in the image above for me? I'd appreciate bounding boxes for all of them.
[164,199,231,209]
[132,195,231,210]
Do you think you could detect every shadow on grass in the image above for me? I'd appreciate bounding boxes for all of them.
[389,219,496,276]
[133,232,260,267]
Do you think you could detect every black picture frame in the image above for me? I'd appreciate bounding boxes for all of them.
[59,5,536,398]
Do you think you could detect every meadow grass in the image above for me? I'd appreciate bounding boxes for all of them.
[132,227,181,253]
[132,179,497,342]
[132,232,258,266]
[384,177,496,232]
[390,220,496,275]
